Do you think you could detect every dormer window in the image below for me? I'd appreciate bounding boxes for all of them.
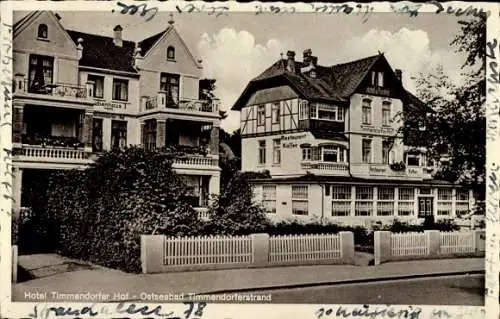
[37,24,48,39]
[167,46,175,60]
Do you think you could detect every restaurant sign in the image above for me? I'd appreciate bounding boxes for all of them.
[366,86,390,96]
[95,100,126,109]
[361,125,394,135]
[281,133,308,149]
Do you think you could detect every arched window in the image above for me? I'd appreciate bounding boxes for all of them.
[37,24,48,39]
[167,46,175,60]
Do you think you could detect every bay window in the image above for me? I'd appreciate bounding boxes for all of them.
[309,103,343,121]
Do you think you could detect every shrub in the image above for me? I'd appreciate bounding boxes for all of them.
[203,171,271,236]
[46,147,202,273]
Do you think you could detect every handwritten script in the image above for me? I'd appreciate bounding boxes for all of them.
[28,302,207,319]
[316,305,422,319]
[1,21,13,217]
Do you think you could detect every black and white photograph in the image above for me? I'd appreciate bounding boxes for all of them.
[0,2,498,318]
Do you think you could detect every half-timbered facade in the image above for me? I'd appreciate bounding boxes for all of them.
[12,11,221,214]
[233,49,483,225]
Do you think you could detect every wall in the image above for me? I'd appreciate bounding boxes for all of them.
[13,11,79,86]
[139,28,202,102]
[349,93,404,164]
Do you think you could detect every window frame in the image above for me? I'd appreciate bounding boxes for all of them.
[377,187,395,216]
[291,185,309,215]
[273,139,281,164]
[361,99,372,125]
[112,78,129,101]
[299,101,309,120]
[37,24,48,39]
[331,185,351,217]
[28,54,54,92]
[167,46,175,61]
[87,74,104,99]
[257,105,266,126]
[271,102,280,124]
[111,120,128,149]
[382,140,391,164]
[382,102,391,126]
[262,185,277,214]
[160,73,180,105]
[258,140,266,165]
[397,187,415,216]
[362,138,372,163]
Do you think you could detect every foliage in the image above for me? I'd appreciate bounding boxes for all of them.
[389,161,406,172]
[382,219,460,233]
[203,171,271,235]
[401,16,486,184]
[45,146,201,273]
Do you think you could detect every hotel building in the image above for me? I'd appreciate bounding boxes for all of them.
[232,49,483,225]
[11,11,221,213]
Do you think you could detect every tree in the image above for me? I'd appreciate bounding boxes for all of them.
[401,15,486,185]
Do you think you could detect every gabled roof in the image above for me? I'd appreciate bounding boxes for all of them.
[67,30,137,73]
[13,11,38,32]
[137,29,166,57]
[232,53,427,112]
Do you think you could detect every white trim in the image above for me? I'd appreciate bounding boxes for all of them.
[79,66,139,78]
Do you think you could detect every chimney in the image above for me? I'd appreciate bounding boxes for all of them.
[286,50,296,73]
[311,56,318,67]
[303,48,312,66]
[76,38,83,60]
[395,69,402,83]
[113,25,123,47]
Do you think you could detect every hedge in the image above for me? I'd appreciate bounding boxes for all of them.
[45,147,203,273]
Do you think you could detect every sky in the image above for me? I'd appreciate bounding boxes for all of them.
[15,11,469,132]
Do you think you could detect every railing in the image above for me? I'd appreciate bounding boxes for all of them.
[173,155,218,167]
[143,93,219,114]
[301,161,349,172]
[163,235,253,266]
[14,78,87,99]
[17,145,89,160]
[440,232,475,254]
[390,232,428,257]
[268,233,341,263]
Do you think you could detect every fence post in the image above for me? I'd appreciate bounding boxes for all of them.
[12,245,18,283]
[425,230,440,257]
[374,231,391,265]
[474,230,486,255]
[339,231,354,264]
[141,235,165,274]
[250,233,270,267]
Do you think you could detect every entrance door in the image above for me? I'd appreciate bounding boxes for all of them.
[418,196,434,218]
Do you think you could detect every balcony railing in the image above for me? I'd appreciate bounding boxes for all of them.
[173,155,218,167]
[16,145,89,160]
[301,161,349,173]
[143,93,219,114]
[14,78,87,99]
[22,135,84,149]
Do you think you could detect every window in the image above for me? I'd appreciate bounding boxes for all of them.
[262,185,277,214]
[292,185,308,215]
[456,189,469,217]
[371,71,384,87]
[406,153,421,166]
[167,46,175,60]
[322,146,345,163]
[160,73,180,105]
[382,102,391,126]
[311,104,344,121]
[437,188,452,216]
[111,120,127,149]
[144,120,157,150]
[92,118,103,152]
[362,139,372,163]
[382,140,391,164]
[355,186,373,216]
[273,139,281,164]
[112,79,128,101]
[257,105,265,126]
[271,103,280,124]
[309,103,318,119]
[87,74,104,98]
[299,101,309,120]
[332,186,351,217]
[362,99,372,125]
[377,187,395,216]
[28,55,53,92]
[398,187,415,216]
[37,24,48,39]
[258,140,266,164]
[302,148,311,161]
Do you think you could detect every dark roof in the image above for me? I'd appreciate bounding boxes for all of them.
[249,174,458,187]
[330,55,380,97]
[14,12,38,31]
[137,29,168,57]
[67,30,137,73]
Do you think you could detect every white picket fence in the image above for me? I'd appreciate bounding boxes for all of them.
[390,232,428,257]
[269,234,341,263]
[440,231,475,254]
[163,235,253,266]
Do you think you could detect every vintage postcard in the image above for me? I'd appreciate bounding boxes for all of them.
[0,1,498,318]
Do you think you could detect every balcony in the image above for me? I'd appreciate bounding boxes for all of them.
[142,93,220,115]
[173,155,218,167]
[13,76,90,105]
[301,161,349,176]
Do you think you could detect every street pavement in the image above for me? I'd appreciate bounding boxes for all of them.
[242,274,485,305]
[13,254,485,303]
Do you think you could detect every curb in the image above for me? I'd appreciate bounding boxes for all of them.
[202,270,485,295]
